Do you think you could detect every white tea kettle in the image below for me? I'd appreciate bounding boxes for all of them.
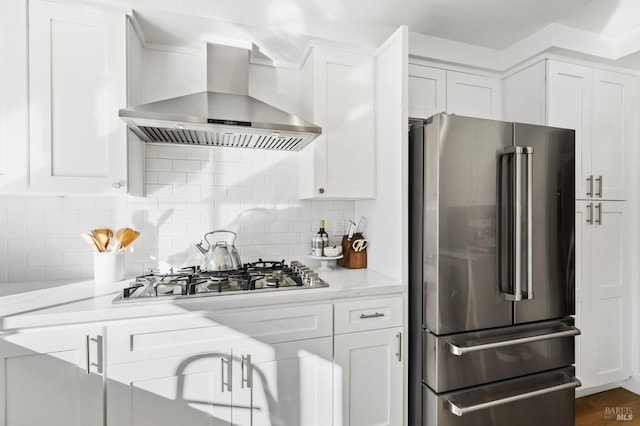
[195,230,242,271]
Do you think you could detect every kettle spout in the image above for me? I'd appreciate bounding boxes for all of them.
[195,242,208,255]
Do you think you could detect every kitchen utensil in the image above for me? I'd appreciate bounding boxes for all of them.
[352,238,368,252]
[114,227,139,251]
[347,220,356,240]
[92,228,112,252]
[195,230,242,271]
[355,216,367,234]
[80,233,101,252]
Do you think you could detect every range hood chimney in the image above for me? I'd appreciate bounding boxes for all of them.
[119,44,321,151]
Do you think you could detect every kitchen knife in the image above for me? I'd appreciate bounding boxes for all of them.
[355,216,366,235]
[347,220,356,240]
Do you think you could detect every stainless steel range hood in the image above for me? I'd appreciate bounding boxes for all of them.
[119,44,321,151]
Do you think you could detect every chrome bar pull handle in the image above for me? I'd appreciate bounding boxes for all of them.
[447,326,581,356]
[241,354,252,389]
[595,175,602,198]
[586,175,593,197]
[85,335,91,374]
[524,147,534,300]
[396,332,402,362]
[221,357,231,392]
[595,203,602,225]
[587,203,594,225]
[500,146,533,302]
[360,312,385,319]
[447,376,582,416]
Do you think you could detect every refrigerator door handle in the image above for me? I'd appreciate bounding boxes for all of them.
[500,146,534,301]
[446,376,582,416]
[524,147,534,300]
[447,326,581,356]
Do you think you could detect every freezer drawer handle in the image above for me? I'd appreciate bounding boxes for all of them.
[447,376,581,416]
[447,326,581,356]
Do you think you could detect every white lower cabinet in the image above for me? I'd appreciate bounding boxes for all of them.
[333,296,404,426]
[107,338,332,426]
[0,326,104,426]
[106,303,334,426]
[575,201,631,390]
[334,327,403,426]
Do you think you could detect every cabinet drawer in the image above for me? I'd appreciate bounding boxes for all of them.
[107,303,332,364]
[334,296,403,334]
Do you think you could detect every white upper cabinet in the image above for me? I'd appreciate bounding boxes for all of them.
[299,46,375,199]
[28,0,128,194]
[589,69,633,201]
[408,64,446,119]
[0,0,28,192]
[507,59,633,200]
[408,63,501,120]
[446,71,502,119]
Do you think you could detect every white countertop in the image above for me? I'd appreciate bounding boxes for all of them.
[0,267,404,331]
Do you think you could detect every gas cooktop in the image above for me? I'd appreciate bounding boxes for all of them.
[113,260,328,303]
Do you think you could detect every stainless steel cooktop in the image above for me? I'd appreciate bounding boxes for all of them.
[113,260,328,303]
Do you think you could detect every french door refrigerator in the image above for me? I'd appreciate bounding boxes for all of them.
[408,113,581,426]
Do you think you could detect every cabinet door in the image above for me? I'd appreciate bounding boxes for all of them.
[547,61,593,199]
[446,71,501,119]
[577,200,631,390]
[0,0,28,192]
[299,48,375,199]
[334,327,403,426]
[29,0,127,193]
[591,69,633,200]
[107,351,233,426]
[235,337,333,426]
[0,326,103,426]
[408,64,446,119]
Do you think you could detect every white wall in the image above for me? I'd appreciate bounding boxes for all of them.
[0,47,353,284]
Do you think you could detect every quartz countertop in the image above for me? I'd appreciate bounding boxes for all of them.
[0,267,404,331]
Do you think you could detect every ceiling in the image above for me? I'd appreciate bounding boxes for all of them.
[116,0,640,68]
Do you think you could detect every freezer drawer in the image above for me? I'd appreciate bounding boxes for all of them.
[424,367,579,426]
[425,318,578,392]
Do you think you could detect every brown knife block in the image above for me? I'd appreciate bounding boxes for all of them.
[337,233,367,269]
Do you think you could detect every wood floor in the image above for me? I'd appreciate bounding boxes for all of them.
[576,388,640,425]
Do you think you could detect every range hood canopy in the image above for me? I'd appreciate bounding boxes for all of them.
[119,44,321,151]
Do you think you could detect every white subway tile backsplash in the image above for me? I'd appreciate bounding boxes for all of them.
[25,224,62,238]
[0,148,354,283]
[8,209,45,224]
[0,253,27,268]
[27,197,63,210]
[45,266,80,281]
[158,171,187,185]
[173,159,201,172]
[146,184,174,198]
[61,197,97,210]
[158,146,187,159]
[27,252,63,267]
[146,158,173,171]
[8,268,44,282]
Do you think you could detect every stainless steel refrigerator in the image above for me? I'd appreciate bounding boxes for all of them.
[408,113,581,426]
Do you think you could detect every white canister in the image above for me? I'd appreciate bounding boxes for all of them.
[93,252,125,283]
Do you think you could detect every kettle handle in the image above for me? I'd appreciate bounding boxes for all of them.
[203,230,237,245]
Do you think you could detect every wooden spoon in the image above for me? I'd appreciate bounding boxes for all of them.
[80,233,101,252]
[119,228,140,251]
[92,228,112,252]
